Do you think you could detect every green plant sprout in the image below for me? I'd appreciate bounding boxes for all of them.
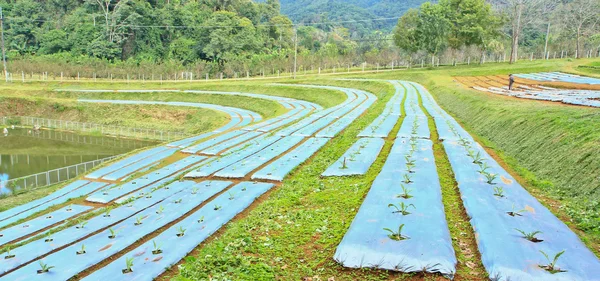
[156,205,164,214]
[191,187,199,194]
[197,216,205,223]
[214,205,222,211]
[76,244,86,255]
[66,204,73,211]
[123,257,134,274]
[108,228,119,239]
[403,174,413,184]
[471,151,484,165]
[152,240,162,254]
[174,198,182,204]
[134,215,144,226]
[228,192,236,200]
[388,202,415,216]
[340,157,348,169]
[176,226,186,237]
[383,224,408,241]
[37,261,55,274]
[396,185,413,199]
[103,208,112,218]
[478,162,490,174]
[539,250,566,273]
[493,186,505,197]
[515,229,543,242]
[4,246,14,259]
[507,204,528,217]
[76,220,88,229]
[483,171,497,185]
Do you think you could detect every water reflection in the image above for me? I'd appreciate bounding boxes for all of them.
[0,128,158,183]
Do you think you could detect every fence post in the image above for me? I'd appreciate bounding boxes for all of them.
[21,71,24,83]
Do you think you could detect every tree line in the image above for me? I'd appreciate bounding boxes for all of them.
[393,0,600,63]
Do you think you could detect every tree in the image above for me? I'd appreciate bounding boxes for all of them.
[560,0,600,58]
[393,9,420,57]
[417,2,452,65]
[499,0,558,63]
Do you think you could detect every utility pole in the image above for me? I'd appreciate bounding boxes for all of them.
[543,23,550,60]
[0,7,7,82]
[293,27,298,79]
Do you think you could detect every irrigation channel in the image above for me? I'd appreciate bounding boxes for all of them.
[0,82,598,281]
[0,128,157,194]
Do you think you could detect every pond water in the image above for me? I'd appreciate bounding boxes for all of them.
[0,128,158,183]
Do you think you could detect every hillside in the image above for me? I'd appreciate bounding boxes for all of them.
[279,0,430,36]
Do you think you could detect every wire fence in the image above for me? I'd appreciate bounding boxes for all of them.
[0,155,117,195]
[1,116,188,142]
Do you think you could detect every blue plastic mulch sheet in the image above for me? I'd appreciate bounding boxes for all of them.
[86,156,207,203]
[414,82,600,281]
[81,182,274,281]
[396,115,430,139]
[185,134,281,178]
[181,130,247,154]
[85,146,170,180]
[166,132,217,148]
[357,81,403,138]
[252,137,329,181]
[0,181,195,274]
[0,181,108,229]
[322,138,384,177]
[0,204,91,246]
[334,138,456,277]
[257,108,313,132]
[515,72,600,85]
[0,181,233,281]
[200,131,264,155]
[214,136,306,179]
[101,148,177,181]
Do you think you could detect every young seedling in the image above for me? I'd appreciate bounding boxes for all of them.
[122,257,134,274]
[493,186,505,198]
[471,151,484,165]
[214,205,222,211]
[396,184,413,199]
[152,240,162,255]
[37,261,55,274]
[191,187,199,194]
[383,224,408,241]
[340,157,348,169]
[66,204,73,212]
[388,202,415,216]
[228,192,236,200]
[539,250,566,273]
[507,204,528,217]
[4,246,14,259]
[483,171,497,185]
[156,205,164,215]
[176,226,186,237]
[515,229,543,243]
[76,244,86,255]
[478,162,490,174]
[174,198,182,204]
[134,215,144,226]
[103,207,112,218]
[76,220,88,229]
[402,174,413,184]
[108,228,119,239]
[197,216,205,223]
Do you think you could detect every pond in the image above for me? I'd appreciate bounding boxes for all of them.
[0,127,158,185]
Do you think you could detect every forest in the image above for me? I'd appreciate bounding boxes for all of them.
[0,0,598,77]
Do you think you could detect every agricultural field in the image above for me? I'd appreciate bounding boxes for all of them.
[0,58,599,281]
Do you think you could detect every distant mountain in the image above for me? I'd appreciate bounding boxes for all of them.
[278,0,430,36]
